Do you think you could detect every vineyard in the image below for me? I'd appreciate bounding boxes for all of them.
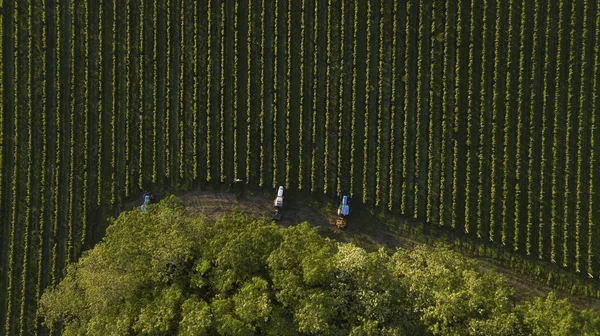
[0,0,599,334]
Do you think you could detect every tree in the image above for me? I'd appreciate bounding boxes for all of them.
[392,245,526,336]
[39,196,599,335]
[521,291,600,336]
[178,296,212,336]
[39,196,421,335]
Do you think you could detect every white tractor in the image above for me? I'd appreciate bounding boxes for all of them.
[272,186,284,220]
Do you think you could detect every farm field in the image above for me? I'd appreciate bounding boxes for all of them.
[0,0,599,334]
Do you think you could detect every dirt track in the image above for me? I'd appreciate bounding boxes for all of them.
[176,189,414,251]
[130,189,600,313]
[179,190,331,229]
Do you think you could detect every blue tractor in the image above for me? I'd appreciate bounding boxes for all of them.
[336,195,350,229]
[140,193,154,212]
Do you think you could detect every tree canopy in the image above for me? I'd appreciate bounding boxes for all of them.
[39,196,600,335]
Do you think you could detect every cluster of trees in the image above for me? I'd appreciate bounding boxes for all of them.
[39,196,600,335]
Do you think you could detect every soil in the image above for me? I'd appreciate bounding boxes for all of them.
[126,188,600,313]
